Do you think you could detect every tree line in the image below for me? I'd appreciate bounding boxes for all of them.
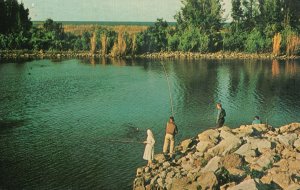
[0,0,300,56]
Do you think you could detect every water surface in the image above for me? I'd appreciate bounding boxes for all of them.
[0,58,299,189]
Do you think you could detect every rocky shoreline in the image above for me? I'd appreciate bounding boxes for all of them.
[1,50,299,60]
[133,123,300,190]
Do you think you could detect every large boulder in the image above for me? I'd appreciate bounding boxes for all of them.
[278,123,300,134]
[287,184,300,190]
[227,168,246,180]
[154,154,166,164]
[232,125,254,137]
[207,130,242,156]
[227,179,263,190]
[281,148,297,159]
[201,156,222,173]
[234,143,257,158]
[168,177,189,190]
[197,171,218,190]
[221,153,243,169]
[294,138,300,151]
[272,172,292,189]
[180,139,193,153]
[287,159,300,174]
[233,124,271,137]
[252,151,274,171]
[198,129,220,144]
[251,124,273,133]
[196,141,214,153]
[245,137,272,153]
[133,177,145,190]
[277,133,298,147]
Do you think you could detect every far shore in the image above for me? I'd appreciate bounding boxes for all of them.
[0,50,299,61]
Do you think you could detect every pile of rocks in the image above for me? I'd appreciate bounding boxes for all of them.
[133,123,300,190]
[1,50,299,60]
[138,51,300,60]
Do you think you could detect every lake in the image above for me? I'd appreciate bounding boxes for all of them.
[0,58,299,189]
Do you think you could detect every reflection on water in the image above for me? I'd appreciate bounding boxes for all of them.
[272,60,280,77]
[0,58,299,189]
[285,60,297,76]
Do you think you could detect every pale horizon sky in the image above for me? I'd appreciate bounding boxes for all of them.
[20,0,232,22]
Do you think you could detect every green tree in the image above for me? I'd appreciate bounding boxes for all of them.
[245,28,267,53]
[137,18,169,53]
[0,0,32,34]
[176,0,223,33]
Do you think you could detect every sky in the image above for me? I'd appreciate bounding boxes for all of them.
[20,0,232,22]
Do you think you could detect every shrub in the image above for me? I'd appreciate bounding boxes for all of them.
[245,28,267,53]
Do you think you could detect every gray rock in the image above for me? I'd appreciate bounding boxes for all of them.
[136,167,143,177]
[133,177,145,190]
[227,168,246,179]
[201,156,221,173]
[197,171,218,190]
[150,175,159,186]
[144,167,150,173]
[227,179,262,190]
[221,153,243,169]
[293,138,300,151]
[157,178,164,188]
[277,133,298,147]
[169,177,189,190]
[198,129,220,144]
[181,160,194,171]
[254,152,274,170]
[278,123,300,134]
[234,143,257,157]
[287,184,300,190]
[159,171,167,179]
[163,161,171,169]
[180,139,193,152]
[166,171,175,179]
[196,141,214,153]
[154,154,166,164]
[207,130,241,156]
[232,125,254,137]
[246,137,272,152]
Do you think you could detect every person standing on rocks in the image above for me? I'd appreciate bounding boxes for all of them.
[143,129,155,166]
[216,103,226,128]
[163,116,178,157]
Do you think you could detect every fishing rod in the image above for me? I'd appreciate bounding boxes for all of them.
[161,62,175,116]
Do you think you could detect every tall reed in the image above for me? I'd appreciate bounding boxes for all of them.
[101,35,107,56]
[286,34,300,56]
[90,32,97,54]
[111,30,127,57]
[272,33,281,56]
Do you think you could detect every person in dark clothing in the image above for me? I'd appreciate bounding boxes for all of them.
[216,103,226,128]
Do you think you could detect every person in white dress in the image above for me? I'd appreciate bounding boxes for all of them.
[143,129,155,166]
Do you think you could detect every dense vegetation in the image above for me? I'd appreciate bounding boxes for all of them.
[0,0,300,56]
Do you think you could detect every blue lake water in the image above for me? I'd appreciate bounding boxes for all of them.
[0,58,299,189]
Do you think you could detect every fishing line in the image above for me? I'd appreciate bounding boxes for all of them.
[161,62,175,116]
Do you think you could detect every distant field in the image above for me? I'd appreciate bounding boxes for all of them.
[63,25,148,35]
[33,21,176,26]
[32,21,176,35]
